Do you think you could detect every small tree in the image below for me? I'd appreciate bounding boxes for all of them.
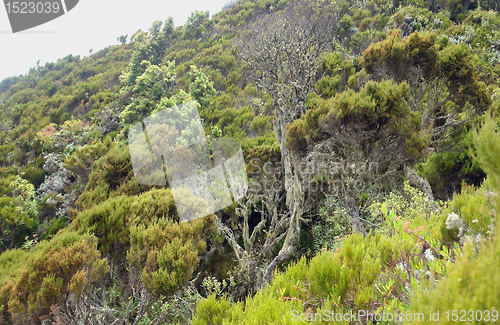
[287,80,427,234]
[215,158,289,290]
[234,0,339,288]
[189,65,216,108]
[361,30,491,150]
[184,11,210,40]
[127,215,213,325]
[10,175,38,221]
[125,19,174,87]
[0,176,40,250]
[117,34,128,45]
[119,60,177,125]
[7,232,109,324]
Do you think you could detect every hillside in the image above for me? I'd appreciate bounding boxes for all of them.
[0,0,500,323]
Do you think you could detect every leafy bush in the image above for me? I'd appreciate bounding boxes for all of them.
[311,198,351,252]
[404,114,500,324]
[70,195,133,254]
[76,145,139,210]
[5,231,108,323]
[192,229,419,324]
[447,179,496,237]
[0,177,39,251]
[128,215,212,297]
[71,188,181,255]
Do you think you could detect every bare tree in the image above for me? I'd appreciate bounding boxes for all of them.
[235,0,338,288]
[216,166,286,289]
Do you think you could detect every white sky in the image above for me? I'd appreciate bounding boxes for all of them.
[0,0,229,82]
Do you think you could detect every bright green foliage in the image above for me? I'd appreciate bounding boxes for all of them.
[0,176,40,250]
[0,248,28,320]
[369,181,449,242]
[71,188,179,254]
[128,215,212,297]
[287,79,424,158]
[192,294,233,325]
[189,65,217,107]
[5,231,108,323]
[473,114,500,191]
[70,195,133,254]
[9,175,38,219]
[125,19,173,86]
[407,114,500,324]
[448,179,496,236]
[75,188,176,246]
[193,178,460,325]
[119,60,177,125]
[409,237,500,325]
[192,230,416,324]
[308,234,382,308]
[76,145,138,210]
[128,188,178,225]
[360,29,439,80]
[315,53,356,98]
[0,198,32,251]
[193,290,302,325]
[408,214,500,325]
[0,249,28,286]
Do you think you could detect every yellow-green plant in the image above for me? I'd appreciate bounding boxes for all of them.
[5,231,108,323]
[407,114,500,324]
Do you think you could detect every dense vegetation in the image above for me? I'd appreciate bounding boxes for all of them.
[0,0,500,323]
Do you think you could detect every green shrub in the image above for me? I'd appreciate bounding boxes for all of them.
[408,114,500,324]
[192,229,422,325]
[192,179,459,325]
[70,195,133,253]
[369,180,450,244]
[128,215,212,297]
[448,179,496,237]
[311,198,351,252]
[71,188,179,254]
[76,145,141,210]
[6,231,108,323]
[40,217,67,240]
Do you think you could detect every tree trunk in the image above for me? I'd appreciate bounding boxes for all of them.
[275,116,294,209]
[405,165,436,213]
[261,157,302,289]
[348,204,366,236]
